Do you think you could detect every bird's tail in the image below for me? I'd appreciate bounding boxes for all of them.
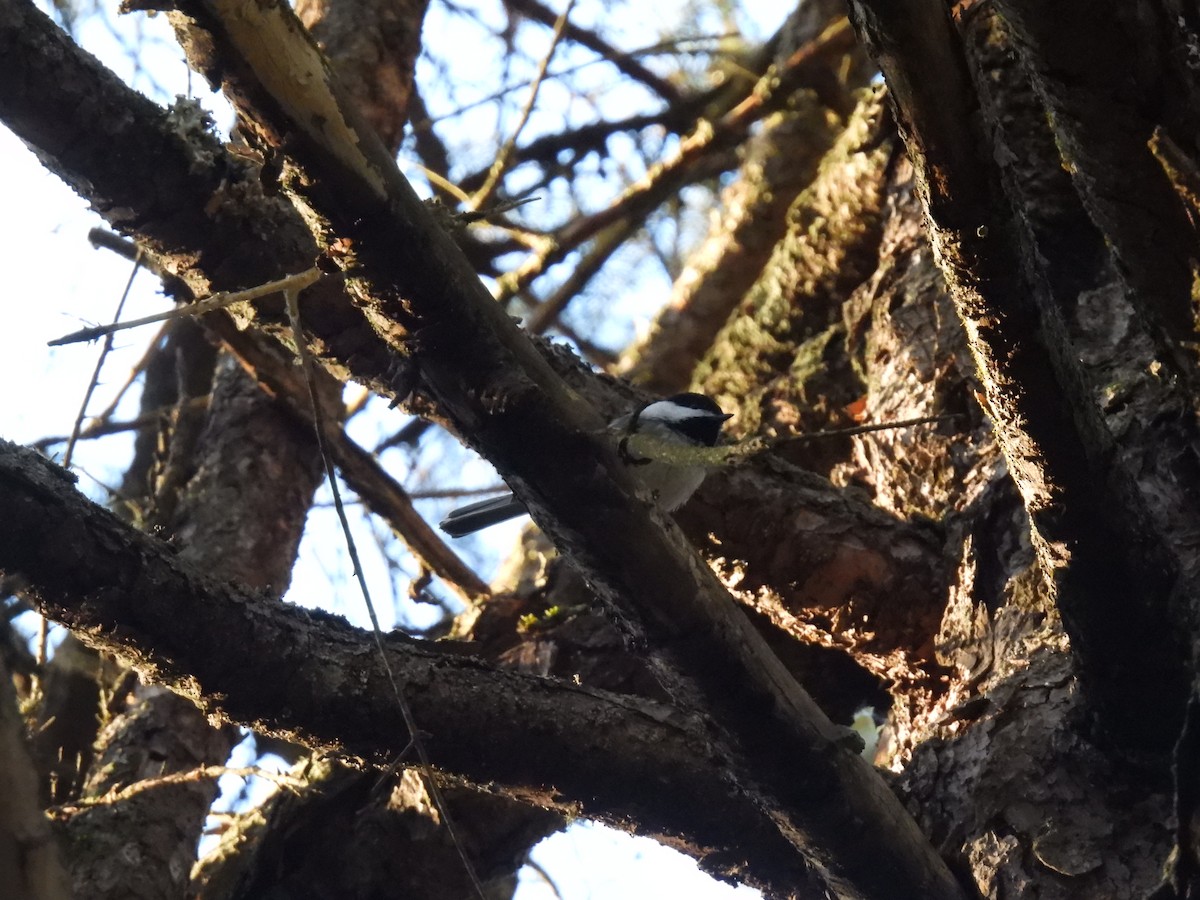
[439,494,527,538]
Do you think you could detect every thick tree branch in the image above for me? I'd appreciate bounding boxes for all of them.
[688,458,949,687]
[296,0,428,153]
[0,438,815,896]
[620,4,868,394]
[991,0,1200,351]
[212,319,492,604]
[846,0,1192,749]
[162,2,965,894]
[0,3,491,605]
[0,1,966,892]
[0,0,398,398]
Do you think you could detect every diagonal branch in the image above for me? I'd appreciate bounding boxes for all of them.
[1,1,965,892]
[210,317,493,605]
[164,1,965,895]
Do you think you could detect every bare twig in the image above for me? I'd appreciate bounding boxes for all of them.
[492,18,856,305]
[620,413,962,469]
[523,215,642,334]
[774,413,961,445]
[73,765,310,807]
[283,288,487,900]
[61,253,143,468]
[505,0,681,103]
[470,0,576,211]
[49,269,322,347]
[522,856,566,900]
[34,398,210,450]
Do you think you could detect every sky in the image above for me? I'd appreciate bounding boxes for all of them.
[0,1,789,896]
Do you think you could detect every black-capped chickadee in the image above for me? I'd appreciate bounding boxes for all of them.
[439,392,733,538]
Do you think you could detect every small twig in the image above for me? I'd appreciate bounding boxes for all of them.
[61,764,308,808]
[283,287,486,900]
[35,619,49,683]
[420,34,727,146]
[34,398,210,450]
[62,252,144,470]
[469,0,576,212]
[773,413,961,445]
[620,413,961,468]
[49,268,322,347]
[400,159,471,205]
[88,229,192,300]
[452,195,540,227]
[492,18,856,306]
[1150,126,1200,225]
[523,216,640,334]
[523,856,566,900]
[85,324,171,428]
[211,320,488,601]
[407,486,509,501]
[505,0,682,105]
[374,418,433,453]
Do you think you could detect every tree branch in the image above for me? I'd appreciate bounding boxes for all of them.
[991,0,1200,352]
[503,0,682,104]
[846,0,1191,749]
[0,438,813,896]
[0,1,965,891]
[159,1,965,894]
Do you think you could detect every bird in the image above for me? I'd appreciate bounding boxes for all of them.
[438,392,733,538]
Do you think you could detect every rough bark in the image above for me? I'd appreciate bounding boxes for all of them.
[0,437,826,896]
[296,0,427,153]
[6,0,1200,896]
[620,5,869,393]
[157,2,966,895]
[193,762,561,900]
[57,360,326,900]
[693,89,892,451]
[0,654,71,900]
[847,0,1193,752]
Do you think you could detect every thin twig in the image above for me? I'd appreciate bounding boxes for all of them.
[505,0,682,104]
[491,17,856,306]
[43,252,144,696]
[620,413,962,468]
[407,485,508,500]
[49,268,322,347]
[1150,126,1200,225]
[209,319,490,602]
[34,398,210,450]
[283,288,486,900]
[523,216,641,334]
[417,33,727,142]
[374,418,433,453]
[61,253,144,469]
[86,324,172,428]
[774,413,961,444]
[470,0,576,212]
[61,765,308,808]
[523,857,566,900]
